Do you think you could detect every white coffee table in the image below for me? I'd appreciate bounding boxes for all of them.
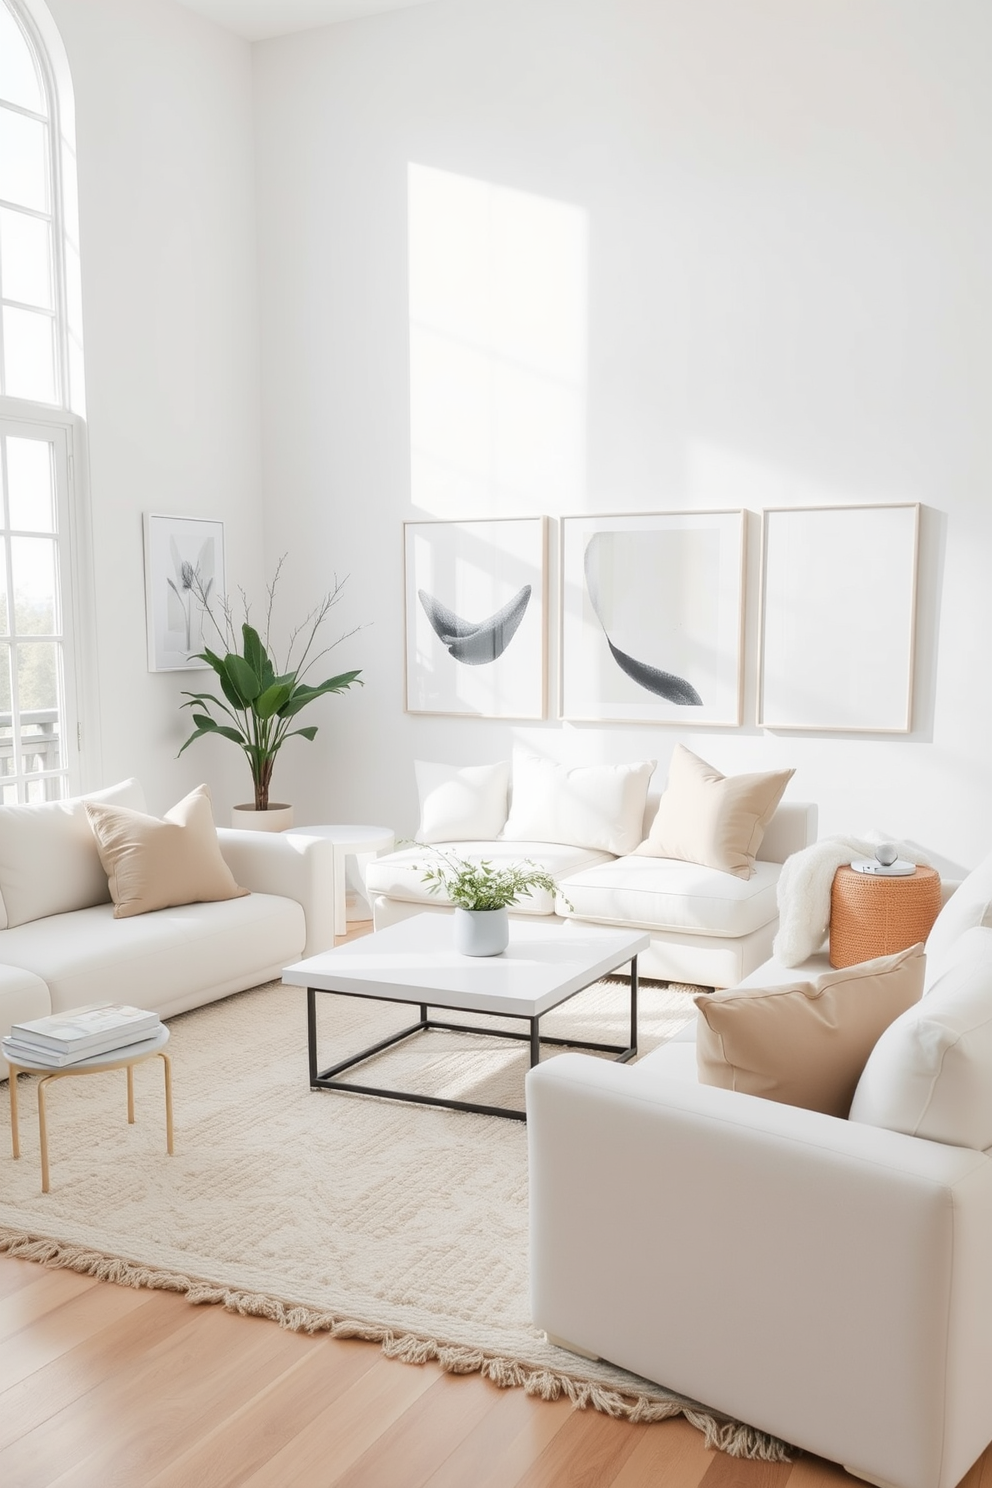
[282,913,650,1120]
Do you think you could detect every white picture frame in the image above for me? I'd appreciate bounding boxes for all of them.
[143,513,225,672]
[758,503,920,732]
[404,516,547,719]
[560,510,745,725]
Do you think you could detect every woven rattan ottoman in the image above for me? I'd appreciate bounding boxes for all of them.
[829,864,942,969]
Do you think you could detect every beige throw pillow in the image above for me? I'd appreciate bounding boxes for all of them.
[635,745,794,879]
[85,785,248,919]
[695,943,926,1117]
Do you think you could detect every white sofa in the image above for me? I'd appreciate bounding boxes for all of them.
[527,851,992,1488]
[367,793,817,989]
[0,780,337,1076]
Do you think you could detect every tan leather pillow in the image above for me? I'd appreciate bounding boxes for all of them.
[695,943,926,1117]
[85,785,247,919]
[635,745,794,879]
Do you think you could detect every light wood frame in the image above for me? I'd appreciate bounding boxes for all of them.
[559,510,746,726]
[403,515,547,719]
[757,503,920,732]
[143,513,225,673]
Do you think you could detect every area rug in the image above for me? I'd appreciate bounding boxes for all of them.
[0,978,789,1462]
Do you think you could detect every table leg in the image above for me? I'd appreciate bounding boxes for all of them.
[530,1017,541,1067]
[37,1075,52,1194]
[333,846,347,938]
[127,1064,135,1124]
[308,987,318,1088]
[160,1052,174,1155]
[630,955,639,1055]
[9,1067,19,1159]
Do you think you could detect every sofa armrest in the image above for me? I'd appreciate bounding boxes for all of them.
[216,829,336,957]
[756,800,818,863]
[527,1054,992,1488]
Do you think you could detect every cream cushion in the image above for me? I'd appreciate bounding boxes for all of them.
[923,845,992,989]
[0,778,147,929]
[366,841,614,916]
[695,943,926,1117]
[85,785,247,919]
[501,756,656,856]
[0,895,303,1018]
[850,927,992,1150]
[415,760,510,843]
[557,855,781,938]
[635,746,793,880]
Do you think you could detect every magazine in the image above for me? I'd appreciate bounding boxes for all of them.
[10,1004,160,1053]
[3,1023,163,1068]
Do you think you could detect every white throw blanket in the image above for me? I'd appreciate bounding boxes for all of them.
[774,833,933,967]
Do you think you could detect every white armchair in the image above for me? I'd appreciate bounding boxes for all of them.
[527,1047,992,1488]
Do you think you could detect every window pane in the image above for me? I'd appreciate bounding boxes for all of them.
[0,7,44,115]
[6,436,54,531]
[0,206,52,308]
[3,305,56,402]
[21,711,60,776]
[0,108,48,212]
[17,639,58,713]
[12,536,57,634]
[0,639,10,713]
[0,537,8,636]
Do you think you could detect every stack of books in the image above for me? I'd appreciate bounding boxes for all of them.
[2,1004,163,1068]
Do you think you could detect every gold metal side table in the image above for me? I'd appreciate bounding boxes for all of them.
[8,1025,173,1193]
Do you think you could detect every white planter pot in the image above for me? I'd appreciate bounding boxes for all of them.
[452,906,509,957]
[232,803,294,832]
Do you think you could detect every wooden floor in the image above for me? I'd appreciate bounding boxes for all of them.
[0,1251,849,1488]
[2,924,990,1487]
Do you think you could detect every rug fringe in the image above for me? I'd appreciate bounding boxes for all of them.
[0,1225,792,1463]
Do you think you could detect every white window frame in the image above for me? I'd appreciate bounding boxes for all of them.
[0,0,95,798]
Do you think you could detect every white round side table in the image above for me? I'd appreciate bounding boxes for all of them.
[293,824,395,937]
[8,1024,173,1194]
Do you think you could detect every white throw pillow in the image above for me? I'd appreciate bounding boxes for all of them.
[0,778,147,928]
[850,926,992,1151]
[923,846,992,989]
[415,761,510,844]
[501,755,656,856]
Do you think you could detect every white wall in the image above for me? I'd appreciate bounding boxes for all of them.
[252,0,992,873]
[45,0,265,815]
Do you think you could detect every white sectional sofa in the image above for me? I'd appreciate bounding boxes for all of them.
[366,754,817,988]
[0,779,336,1076]
[527,850,992,1488]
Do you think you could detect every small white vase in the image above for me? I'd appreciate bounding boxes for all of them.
[232,803,294,832]
[453,906,509,957]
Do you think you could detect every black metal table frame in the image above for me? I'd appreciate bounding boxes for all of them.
[306,954,639,1121]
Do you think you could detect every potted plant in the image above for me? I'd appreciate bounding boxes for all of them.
[417,847,570,956]
[178,558,362,829]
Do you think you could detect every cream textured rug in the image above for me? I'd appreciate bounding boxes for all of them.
[0,977,788,1462]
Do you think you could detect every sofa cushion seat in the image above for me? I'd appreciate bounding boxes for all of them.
[0,892,305,1019]
[365,842,616,916]
[559,855,781,938]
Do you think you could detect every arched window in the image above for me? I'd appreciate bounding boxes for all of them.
[0,0,83,803]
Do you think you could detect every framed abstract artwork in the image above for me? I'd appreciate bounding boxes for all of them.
[143,513,225,672]
[404,516,547,718]
[758,504,919,732]
[560,510,745,725]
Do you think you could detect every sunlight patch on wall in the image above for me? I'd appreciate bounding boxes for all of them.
[408,163,587,517]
